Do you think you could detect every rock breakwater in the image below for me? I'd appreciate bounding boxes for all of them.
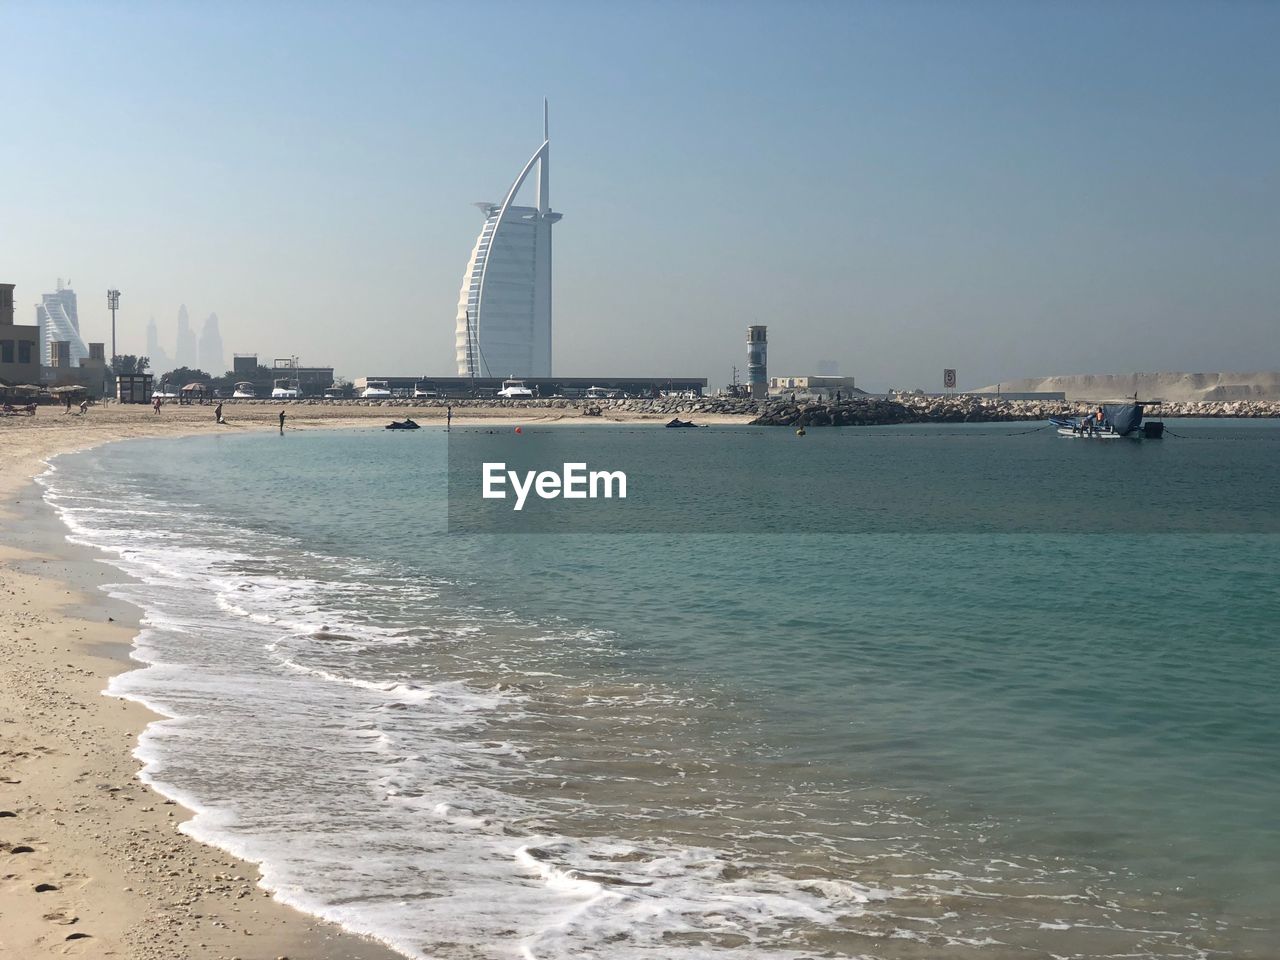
[752,395,1280,425]
[220,394,1280,423]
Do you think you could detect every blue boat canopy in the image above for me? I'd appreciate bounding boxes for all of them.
[1103,403,1144,436]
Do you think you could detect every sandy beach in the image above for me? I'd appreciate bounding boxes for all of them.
[0,405,410,959]
[0,401,749,959]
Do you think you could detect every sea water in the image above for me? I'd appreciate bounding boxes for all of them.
[40,421,1280,959]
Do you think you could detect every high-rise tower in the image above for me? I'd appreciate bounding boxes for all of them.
[175,305,198,368]
[35,280,88,367]
[198,313,225,374]
[455,101,562,378]
[146,317,171,373]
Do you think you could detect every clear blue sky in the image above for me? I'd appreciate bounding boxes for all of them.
[2,0,1277,389]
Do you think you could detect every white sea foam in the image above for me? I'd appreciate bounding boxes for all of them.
[45,463,849,957]
[43,458,906,958]
[37,447,1231,960]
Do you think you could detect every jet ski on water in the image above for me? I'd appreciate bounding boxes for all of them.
[1051,401,1164,440]
[385,418,420,430]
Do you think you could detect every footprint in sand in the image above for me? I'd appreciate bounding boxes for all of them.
[34,882,59,892]
[43,910,79,926]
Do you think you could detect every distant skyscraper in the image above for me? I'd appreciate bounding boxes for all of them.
[175,305,198,368]
[455,101,561,378]
[146,316,171,373]
[198,313,225,374]
[35,279,89,367]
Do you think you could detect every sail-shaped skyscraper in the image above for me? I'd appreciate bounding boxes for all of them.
[455,102,562,378]
[35,280,89,367]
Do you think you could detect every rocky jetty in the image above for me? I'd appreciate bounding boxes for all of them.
[753,394,1280,426]
[749,398,919,426]
[749,395,1053,426]
[226,394,1280,422]
[750,393,1280,426]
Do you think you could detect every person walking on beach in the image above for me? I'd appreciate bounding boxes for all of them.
[279,409,286,435]
[214,401,224,425]
[79,399,90,415]
[153,395,161,415]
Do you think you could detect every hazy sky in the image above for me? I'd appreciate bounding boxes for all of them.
[2,0,1277,390]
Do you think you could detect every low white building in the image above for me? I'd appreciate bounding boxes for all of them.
[768,375,860,400]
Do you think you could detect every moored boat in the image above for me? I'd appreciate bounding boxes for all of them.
[497,378,534,399]
[1051,401,1164,439]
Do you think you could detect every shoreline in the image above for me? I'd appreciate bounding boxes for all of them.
[1,406,419,958]
[0,402,749,958]
[0,490,404,960]
[3,404,1273,957]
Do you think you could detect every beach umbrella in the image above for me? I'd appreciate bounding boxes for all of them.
[50,385,87,394]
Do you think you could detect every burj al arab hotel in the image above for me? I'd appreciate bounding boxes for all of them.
[455,103,562,378]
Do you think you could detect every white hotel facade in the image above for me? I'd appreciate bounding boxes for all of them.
[36,280,90,367]
[455,104,562,378]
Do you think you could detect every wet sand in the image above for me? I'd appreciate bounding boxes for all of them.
[0,406,409,958]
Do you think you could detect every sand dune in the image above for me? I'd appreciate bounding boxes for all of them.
[976,371,1280,402]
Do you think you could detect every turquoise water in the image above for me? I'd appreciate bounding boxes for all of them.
[43,422,1280,959]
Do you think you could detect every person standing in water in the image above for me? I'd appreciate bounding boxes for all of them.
[278,409,286,435]
[446,404,452,432]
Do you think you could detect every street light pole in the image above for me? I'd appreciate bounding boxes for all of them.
[107,289,121,367]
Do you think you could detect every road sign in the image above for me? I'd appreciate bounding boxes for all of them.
[943,368,957,390]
